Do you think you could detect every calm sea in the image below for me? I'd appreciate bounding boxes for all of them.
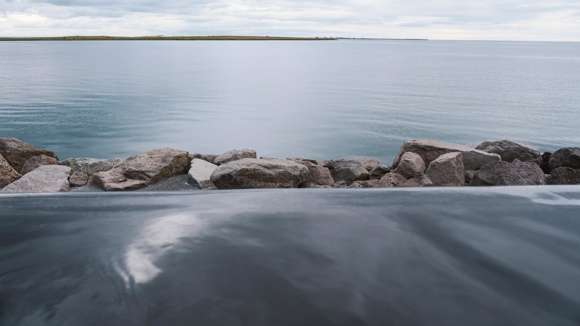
[1,40,579,161]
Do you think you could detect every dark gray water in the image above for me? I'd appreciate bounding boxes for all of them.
[1,187,580,325]
[1,40,580,160]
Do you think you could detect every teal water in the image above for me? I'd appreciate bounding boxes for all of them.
[1,40,579,160]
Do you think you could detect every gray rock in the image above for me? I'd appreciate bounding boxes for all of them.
[61,157,122,187]
[326,159,370,184]
[191,153,218,164]
[188,158,218,189]
[210,158,311,189]
[0,154,21,188]
[547,167,580,185]
[214,149,257,165]
[291,159,334,186]
[378,172,407,187]
[340,156,381,171]
[2,165,71,193]
[471,160,546,186]
[21,154,58,174]
[394,139,500,170]
[350,179,383,188]
[465,170,477,185]
[539,152,552,174]
[426,152,465,187]
[92,148,191,191]
[393,152,425,178]
[549,148,580,170]
[476,140,540,163]
[402,175,433,187]
[0,138,58,174]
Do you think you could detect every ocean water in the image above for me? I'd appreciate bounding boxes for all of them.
[2,187,580,325]
[1,40,579,161]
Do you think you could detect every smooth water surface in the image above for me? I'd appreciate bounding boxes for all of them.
[2,187,580,325]
[1,40,579,160]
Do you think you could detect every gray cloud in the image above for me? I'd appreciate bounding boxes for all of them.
[1,0,579,40]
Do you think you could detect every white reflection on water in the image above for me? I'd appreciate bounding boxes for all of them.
[122,213,205,285]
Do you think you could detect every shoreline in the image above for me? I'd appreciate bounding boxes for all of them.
[1,137,579,193]
[0,35,338,42]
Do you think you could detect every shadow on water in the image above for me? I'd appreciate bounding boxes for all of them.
[1,186,580,325]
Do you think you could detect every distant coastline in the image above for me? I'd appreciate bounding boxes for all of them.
[0,35,429,41]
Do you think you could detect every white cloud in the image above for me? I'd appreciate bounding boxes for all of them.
[1,0,579,41]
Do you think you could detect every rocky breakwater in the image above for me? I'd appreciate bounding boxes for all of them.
[1,137,580,193]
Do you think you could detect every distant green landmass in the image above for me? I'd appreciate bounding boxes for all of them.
[0,35,338,41]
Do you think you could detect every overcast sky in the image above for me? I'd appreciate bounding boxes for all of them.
[1,0,580,41]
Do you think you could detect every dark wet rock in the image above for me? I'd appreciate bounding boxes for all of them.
[340,156,381,171]
[426,152,465,186]
[393,152,425,178]
[92,148,191,191]
[210,158,311,189]
[549,148,580,170]
[214,149,257,165]
[378,172,407,187]
[394,139,500,170]
[369,165,390,179]
[0,154,21,188]
[21,154,58,174]
[547,167,580,185]
[191,153,218,164]
[1,165,71,193]
[62,158,123,187]
[0,138,58,174]
[188,158,218,189]
[539,152,552,174]
[326,159,370,184]
[465,170,477,185]
[471,160,546,186]
[476,140,540,163]
[138,175,198,191]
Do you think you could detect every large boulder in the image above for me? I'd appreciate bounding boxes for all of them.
[92,148,191,191]
[0,138,58,174]
[214,149,257,165]
[471,160,546,186]
[476,140,540,163]
[210,158,311,189]
[292,159,334,186]
[2,165,71,193]
[0,154,21,188]
[394,139,500,171]
[325,159,370,184]
[61,158,123,187]
[188,158,218,189]
[393,152,425,178]
[547,167,580,185]
[426,152,465,186]
[21,154,58,174]
[549,148,580,170]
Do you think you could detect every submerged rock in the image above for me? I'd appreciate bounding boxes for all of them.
[92,148,191,191]
[214,149,257,165]
[549,147,580,170]
[325,159,370,184]
[0,154,21,189]
[394,139,500,171]
[472,160,545,186]
[476,140,540,163]
[393,152,425,178]
[2,165,71,193]
[0,138,58,174]
[426,152,465,187]
[188,158,218,189]
[210,158,311,189]
[547,167,580,185]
